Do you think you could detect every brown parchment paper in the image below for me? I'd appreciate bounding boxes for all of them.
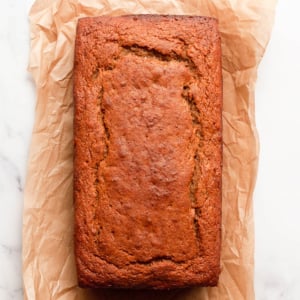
[23,0,277,299]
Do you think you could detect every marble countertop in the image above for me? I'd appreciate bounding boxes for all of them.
[0,0,299,299]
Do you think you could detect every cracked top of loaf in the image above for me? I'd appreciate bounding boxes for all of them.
[73,15,222,289]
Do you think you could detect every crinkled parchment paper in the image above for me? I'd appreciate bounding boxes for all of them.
[23,0,277,299]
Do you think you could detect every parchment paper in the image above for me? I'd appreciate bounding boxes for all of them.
[23,0,277,299]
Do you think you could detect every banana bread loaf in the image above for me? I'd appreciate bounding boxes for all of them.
[73,15,222,289]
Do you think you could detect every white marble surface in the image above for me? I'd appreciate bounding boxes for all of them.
[0,1,35,299]
[254,0,300,299]
[0,0,299,299]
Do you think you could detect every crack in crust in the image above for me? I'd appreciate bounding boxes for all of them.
[121,44,199,75]
[181,85,202,250]
[94,44,203,264]
[93,86,110,239]
[89,254,189,270]
[98,86,110,160]
[81,254,189,278]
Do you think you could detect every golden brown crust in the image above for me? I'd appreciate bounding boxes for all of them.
[74,15,222,289]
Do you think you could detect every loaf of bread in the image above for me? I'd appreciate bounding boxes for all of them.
[73,15,222,289]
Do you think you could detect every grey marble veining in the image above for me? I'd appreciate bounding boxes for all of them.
[0,1,35,300]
